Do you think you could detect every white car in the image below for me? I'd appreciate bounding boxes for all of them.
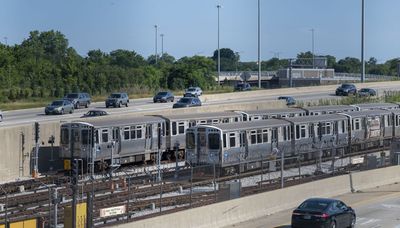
[184,87,203,97]
[0,110,3,122]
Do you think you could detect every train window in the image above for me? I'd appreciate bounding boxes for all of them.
[162,123,166,136]
[61,128,69,145]
[229,133,236,148]
[208,133,220,149]
[353,118,361,130]
[296,124,307,139]
[396,115,400,127]
[82,129,89,145]
[95,131,99,144]
[386,115,392,127]
[172,122,177,136]
[262,129,269,142]
[222,118,229,123]
[295,125,300,139]
[166,122,170,136]
[212,119,219,124]
[178,122,185,134]
[130,126,136,139]
[198,120,207,125]
[186,133,195,149]
[136,126,143,139]
[102,129,108,143]
[223,134,227,148]
[283,126,290,141]
[321,122,332,135]
[257,130,262,143]
[124,127,130,140]
[234,117,240,122]
[250,130,257,144]
[252,116,261,121]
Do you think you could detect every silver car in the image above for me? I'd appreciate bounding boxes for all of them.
[0,110,3,122]
[45,100,74,115]
[184,87,202,97]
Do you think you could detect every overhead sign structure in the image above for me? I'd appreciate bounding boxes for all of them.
[100,205,126,217]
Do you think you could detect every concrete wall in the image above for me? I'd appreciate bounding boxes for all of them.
[0,122,60,182]
[0,101,286,182]
[115,165,400,228]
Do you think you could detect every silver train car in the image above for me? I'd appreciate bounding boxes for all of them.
[186,119,292,174]
[235,108,306,121]
[60,116,167,169]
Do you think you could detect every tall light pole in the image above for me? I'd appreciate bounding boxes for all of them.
[217,4,221,86]
[160,34,164,57]
[258,0,261,88]
[310,28,315,68]
[154,25,158,64]
[361,0,365,82]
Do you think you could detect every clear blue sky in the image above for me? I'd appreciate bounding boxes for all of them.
[1,0,399,62]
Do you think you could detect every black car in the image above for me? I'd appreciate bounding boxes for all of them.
[153,91,174,103]
[358,88,376,97]
[278,96,296,106]
[234,83,251,91]
[292,198,356,228]
[172,97,202,109]
[81,110,109,118]
[335,84,357,96]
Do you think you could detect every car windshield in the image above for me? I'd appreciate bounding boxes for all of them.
[360,88,369,92]
[236,84,244,88]
[299,200,330,211]
[187,88,196,92]
[110,94,121,98]
[278,97,289,100]
[66,94,78,98]
[157,92,168,96]
[179,98,191,103]
[342,84,353,88]
[51,101,64,106]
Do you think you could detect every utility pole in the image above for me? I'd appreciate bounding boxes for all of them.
[33,122,40,178]
[310,28,315,68]
[361,0,365,82]
[217,4,221,86]
[258,0,261,88]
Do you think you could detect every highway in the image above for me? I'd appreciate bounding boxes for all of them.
[224,183,400,228]
[1,81,400,127]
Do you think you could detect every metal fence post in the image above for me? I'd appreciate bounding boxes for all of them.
[281,149,284,189]
[213,163,217,202]
[190,165,193,208]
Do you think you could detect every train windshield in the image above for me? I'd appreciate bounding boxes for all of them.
[186,132,195,149]
[208,133,220,149]
[61,128,69,144]
[82,129,89,145]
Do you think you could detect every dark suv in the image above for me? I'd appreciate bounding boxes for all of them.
[336,84,357,96]
[64,93,91,109]
[105,92,129,108]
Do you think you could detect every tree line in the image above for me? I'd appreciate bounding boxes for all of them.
[0,30,398,102]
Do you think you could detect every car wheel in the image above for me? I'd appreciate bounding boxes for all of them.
[330,220,336,228]
[106,105,109,108]
[69,109,73,114]
[125,102,128,107]
[85,103,88,108]
[75,102,79,109]
[118,102,121,108]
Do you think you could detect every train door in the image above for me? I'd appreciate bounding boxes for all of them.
[197,128,207,162]
[81,127,93,160]
[112,127,121,154]
[271,128,278,150]
[145,124,153,151]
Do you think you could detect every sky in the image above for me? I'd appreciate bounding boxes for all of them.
[1,0,400,62]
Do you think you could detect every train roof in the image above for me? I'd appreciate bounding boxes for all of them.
[342,109,392,117]
[284,114,347,123]
[238,108,305,115]
[352,103,399,110]
[67,115,164,128]
[208,119,290,131]
[303,105,356,112]
[156,112,241,121]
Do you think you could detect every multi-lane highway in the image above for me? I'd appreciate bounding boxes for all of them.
[1,81,400,127]
[224,183,400,228]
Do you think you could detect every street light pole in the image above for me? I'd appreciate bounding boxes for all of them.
[160,34,164,57]
[310,28,315,68]
[154,25,158,65]
[361,0,365,82]
[258,0,261,88]
[217,4,221,86]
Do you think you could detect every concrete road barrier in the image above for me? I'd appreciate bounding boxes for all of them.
[115,166,400,228]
